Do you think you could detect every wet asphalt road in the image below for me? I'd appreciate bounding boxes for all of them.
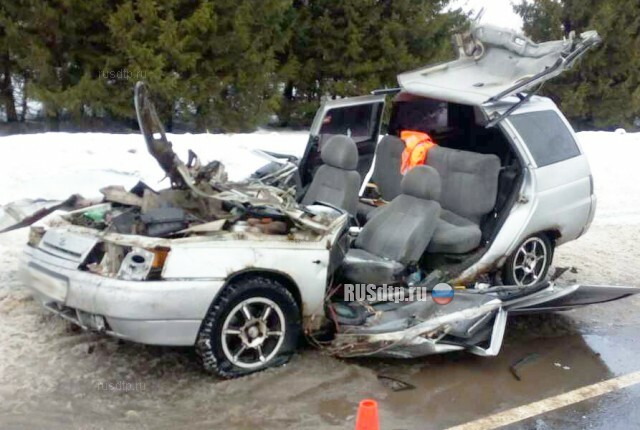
[1,224,639,430]
[367,304,640,430]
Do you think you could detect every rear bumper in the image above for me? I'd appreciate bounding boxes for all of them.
[20,245,224,346]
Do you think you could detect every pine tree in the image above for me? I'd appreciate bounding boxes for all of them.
[106,0,291,132]
[278,0,464,127]
[515,0,640,129]
[176,0,291,132]
[105,0,188,128]
[13,0,116,128]
[2,0,466,131]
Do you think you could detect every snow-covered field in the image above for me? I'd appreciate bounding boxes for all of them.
[0,130,309,206]
[0,130,639,429]
[1,130,638,224]
[578,131,640,225]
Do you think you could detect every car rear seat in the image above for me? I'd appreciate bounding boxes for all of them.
[356,135,405,222]
[425,146,501,254]
[369,135,405,201]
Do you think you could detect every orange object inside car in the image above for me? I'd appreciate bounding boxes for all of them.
[400,130,437,174]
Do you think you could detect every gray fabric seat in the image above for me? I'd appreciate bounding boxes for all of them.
[357,135,405,221]
[427,209,482,254]
[342,165,441,284]
[302,135,361,215]
[370,135,405,200]
[425,146,501,254]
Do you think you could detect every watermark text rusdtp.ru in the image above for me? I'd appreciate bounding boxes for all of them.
[344,283,454,304]
[96,380,146,392]
[100,68,147,81]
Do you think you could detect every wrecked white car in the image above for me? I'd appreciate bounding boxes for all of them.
[15,25,640,377]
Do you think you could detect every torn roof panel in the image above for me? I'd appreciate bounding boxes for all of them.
[397,25,600,106]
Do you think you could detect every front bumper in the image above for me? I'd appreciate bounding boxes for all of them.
[20,245,224,346]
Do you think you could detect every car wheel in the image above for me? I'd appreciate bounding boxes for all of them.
[502,234,554,287]
[196,276,301,378]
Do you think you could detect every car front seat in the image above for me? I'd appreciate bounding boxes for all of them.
[341,165,441,285]
[301,135,361,215]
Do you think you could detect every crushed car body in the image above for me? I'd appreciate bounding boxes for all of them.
[10,24,640,378]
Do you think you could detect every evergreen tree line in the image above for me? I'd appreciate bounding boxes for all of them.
[515,0,640,130]
[0,0,463,132]
[3,1,634,132]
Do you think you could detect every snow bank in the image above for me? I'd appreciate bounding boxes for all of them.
[0,131,309,205]
[578,131,640,225]
[0,130,638,225]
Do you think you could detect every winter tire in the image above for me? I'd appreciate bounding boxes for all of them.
[196,276,301,378]
[502,234,554,287]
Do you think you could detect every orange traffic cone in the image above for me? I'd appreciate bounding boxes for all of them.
[355,399,379,430]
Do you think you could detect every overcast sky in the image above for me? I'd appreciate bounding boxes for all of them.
[451,0,524,30]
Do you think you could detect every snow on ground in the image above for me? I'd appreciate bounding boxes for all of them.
[1,130,639,225]
[578,131,640,225]
[0,130,309,206]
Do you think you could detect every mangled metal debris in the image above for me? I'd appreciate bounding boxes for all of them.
[44,168,341,241]
[7,83,304,240]
[177,219,226,235]
[12,79,327,240]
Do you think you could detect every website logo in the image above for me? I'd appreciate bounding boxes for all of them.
[343,283,455,304]
[431,283,454,305]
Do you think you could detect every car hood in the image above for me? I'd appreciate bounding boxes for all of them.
[397,24,601,106]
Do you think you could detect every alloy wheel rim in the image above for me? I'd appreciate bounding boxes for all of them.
[512,237,548,287]
[220,297,286,369]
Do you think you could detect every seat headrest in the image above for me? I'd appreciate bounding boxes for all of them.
[321,135,358,170]
[401,165,441,200]
[378,135,405,153]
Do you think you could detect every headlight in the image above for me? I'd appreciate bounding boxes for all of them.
[117,248,156,281]
[27,226,46,247]
[115,247,170,281]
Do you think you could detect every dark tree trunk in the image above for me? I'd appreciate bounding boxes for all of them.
[0,55,18,122]
[284,81,294,101]
[165,102,174,132]
[46,110,60,131]
[20,73,27,122]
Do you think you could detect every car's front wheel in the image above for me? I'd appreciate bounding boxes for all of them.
[502,234,554,287]
[196,276,301,378]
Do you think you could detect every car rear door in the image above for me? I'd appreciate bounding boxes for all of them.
[298,95,386,188]
[506,107,594,244]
